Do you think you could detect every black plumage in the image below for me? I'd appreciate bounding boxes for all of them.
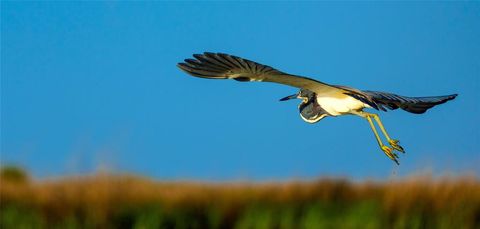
[363,91,458,114]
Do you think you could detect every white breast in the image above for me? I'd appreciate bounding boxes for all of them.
[316,95,369,116]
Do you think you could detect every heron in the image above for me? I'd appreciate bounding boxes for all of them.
[177,52,457,164]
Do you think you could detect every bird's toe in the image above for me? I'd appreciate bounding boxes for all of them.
[389,139,405,153]
[381,145,400,165]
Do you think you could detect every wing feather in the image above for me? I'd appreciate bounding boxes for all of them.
[363,91,457,114]
[177,52,346,95]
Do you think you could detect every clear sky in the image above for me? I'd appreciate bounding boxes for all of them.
[2,2,479,180]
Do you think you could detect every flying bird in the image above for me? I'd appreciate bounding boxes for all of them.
[177,52,457,164]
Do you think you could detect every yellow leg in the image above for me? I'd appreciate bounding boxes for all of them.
[365,115,399,165]
[366,115,384,148]
[370,114,405,153]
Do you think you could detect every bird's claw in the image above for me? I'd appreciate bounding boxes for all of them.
[388,139,405,153]
[381,145,400,165]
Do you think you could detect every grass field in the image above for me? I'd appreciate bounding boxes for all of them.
[1,167,479,229]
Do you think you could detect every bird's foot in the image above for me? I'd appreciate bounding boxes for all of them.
[388,139,405,153]
[381,145,399,165]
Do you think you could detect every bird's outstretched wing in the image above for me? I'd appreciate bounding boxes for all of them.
[177,52,345,96]
[362,91,458,114]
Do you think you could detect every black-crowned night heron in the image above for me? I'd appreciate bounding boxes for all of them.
[177,52,457,164]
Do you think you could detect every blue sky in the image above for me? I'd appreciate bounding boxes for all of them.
[2,2,479,180]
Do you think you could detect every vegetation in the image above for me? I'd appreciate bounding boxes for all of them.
[0,165,29,184]
[0,167,479,229]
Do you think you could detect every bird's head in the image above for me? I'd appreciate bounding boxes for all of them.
[279,89,315,103]
[280,89,328,123]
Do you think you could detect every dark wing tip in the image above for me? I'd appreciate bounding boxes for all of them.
[177,62,199,75]
[178,53,232,79]
[176,62,189,72]
[437,93,458,104]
